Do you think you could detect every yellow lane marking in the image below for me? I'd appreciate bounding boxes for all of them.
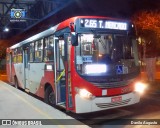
[0,82,65,128]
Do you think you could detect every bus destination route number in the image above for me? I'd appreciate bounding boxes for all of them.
[80,19,127,30]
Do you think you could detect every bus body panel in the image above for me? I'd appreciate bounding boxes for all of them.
[75,92,140,113]
[35,70,55,98]
[11,64,16,84]
[14,63,24,88]
[26,63,45,93]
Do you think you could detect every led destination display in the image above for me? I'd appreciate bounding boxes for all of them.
[80,19,128,30]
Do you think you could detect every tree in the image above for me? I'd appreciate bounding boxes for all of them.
[132,10,160,36]
[132,10,160,56]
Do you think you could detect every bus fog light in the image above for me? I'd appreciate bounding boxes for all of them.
[76,88,95,100]
[135,82,147,94]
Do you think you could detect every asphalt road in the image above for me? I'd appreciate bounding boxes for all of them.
[70,92,160,128]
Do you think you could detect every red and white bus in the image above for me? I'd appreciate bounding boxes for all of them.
[6,16,146,113]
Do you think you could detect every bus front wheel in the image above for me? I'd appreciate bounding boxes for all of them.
[44,86,56,106]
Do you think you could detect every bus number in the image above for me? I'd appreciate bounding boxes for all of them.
[85,19,97,28]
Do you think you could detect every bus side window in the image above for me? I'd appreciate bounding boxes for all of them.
[29,42,35,62]
[13,49,17,63]
[35,39,43,62]
[17,47,23,63]
[44,36,54,61]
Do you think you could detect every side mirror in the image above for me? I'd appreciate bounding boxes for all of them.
[71,32,78,46]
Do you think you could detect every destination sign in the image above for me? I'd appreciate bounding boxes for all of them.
[80,19,128,30]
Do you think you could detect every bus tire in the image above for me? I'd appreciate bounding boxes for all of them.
[14,76,19,89]
[44,86,56,106]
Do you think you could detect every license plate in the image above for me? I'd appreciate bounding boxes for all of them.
[111,96,122,102]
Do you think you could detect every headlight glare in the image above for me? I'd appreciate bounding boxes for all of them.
[135,82,147,94]
[76,88,95,100]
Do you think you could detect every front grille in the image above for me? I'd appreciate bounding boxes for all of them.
[96,98,131,108]
[92,80,133,88]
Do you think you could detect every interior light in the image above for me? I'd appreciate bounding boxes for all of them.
[85,64,107,74]
[82,34,93,42]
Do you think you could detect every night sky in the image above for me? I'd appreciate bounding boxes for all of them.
[8,0,160,43]
[24,0,160,30]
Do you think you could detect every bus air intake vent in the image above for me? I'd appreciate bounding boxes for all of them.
[92,80,133,88]
[96,98,131,108]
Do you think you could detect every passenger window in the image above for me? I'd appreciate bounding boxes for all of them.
[35,39,43,62]
[44,35,54,61]
[17,47,23,63]
[13,49,17,63]
[29,42,35,62]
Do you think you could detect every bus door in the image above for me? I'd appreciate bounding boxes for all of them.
[24,48,30,90]
[54,34,71,109]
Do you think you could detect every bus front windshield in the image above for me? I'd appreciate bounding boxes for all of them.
[75,34,140,81]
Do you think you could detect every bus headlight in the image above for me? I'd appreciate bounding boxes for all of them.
[76,88,95,100]
[134,82,147,94]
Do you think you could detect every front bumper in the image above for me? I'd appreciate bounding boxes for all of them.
[75,91,140,113]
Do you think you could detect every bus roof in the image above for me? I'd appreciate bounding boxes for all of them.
[8,16,129,50]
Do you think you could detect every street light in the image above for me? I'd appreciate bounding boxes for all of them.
[3,27,9,32]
